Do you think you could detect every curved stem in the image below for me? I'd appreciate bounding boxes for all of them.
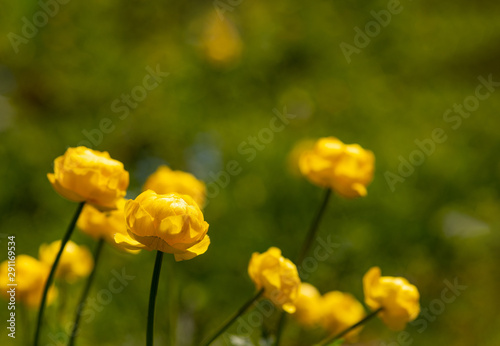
[34,201,85,346]
[68,237,105,346]
[201,288,264,346]
[297,188,332,265]
[147,251,164,346]
[316,307,383,346]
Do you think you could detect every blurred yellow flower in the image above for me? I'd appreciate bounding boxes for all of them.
[363,267,420,331]
[202,14,242,65]
[287,139,315,177]
[291,282,322,326]
[77,199,139,254]
[143,165,206,207]
[320,291,366,342]
[299,137,375,198]
[114,190,210,261]
[39,240,94,283]
[47,146,129,210]
[248,247,301,313]
[0,255,57,308]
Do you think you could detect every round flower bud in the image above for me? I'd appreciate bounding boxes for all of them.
[363,267,420,331]
[47,146,129,210]
[115,190,210,261]
[248,247,301,313]
[299,137,374,198]
[143,166,206,207]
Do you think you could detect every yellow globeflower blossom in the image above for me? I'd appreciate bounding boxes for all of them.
[39,240,94,283]
[202,14,242,65]
[320,291,366,342]
[248,247,301,313]
[363,267,420,331]
[0,255,57,308]
[299,137,374,198]
[77,199,139,254]
[114,190,210,261]
[291,282,322,327]
[47,146,129,210]
[143,165,206,207]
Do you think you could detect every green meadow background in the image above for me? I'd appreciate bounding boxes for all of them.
[1,0,500,345]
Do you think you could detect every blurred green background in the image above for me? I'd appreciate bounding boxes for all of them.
[1,0,500,345]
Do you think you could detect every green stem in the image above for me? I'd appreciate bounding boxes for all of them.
[201,288,265,346]
[297,188,332,265]
[34,201,84,346]
[316,307,383,346]
[68,237,105,346]
[147,251,164,346]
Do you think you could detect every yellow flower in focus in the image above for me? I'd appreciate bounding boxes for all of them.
[320,291,366,342]
[202,15,242,65]
[39,241,94,283]
[114,190,210,261]
[299,137,375,198]
[363,267,420,331]
[143,166,206,207]
[77,199,139,254]
[248,247,301,313]
[47,146,129,210]
[0,255,57,308]
[291,282,322,327]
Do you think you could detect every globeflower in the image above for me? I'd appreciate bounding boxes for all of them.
[143,165,206,207]
[363,267,420,331]
[299,137,374,198]
[39,240,94,283]
[47,146,129,210]
[114,190,210,261]
[0,255,57,308]
[320,291,366,342]
[248,247,301,313]
[291,282,322,326]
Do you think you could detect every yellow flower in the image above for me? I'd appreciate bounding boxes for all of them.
[202,14,242,65]
[114,190,210,261]
[291,282,322,327]
[143,165,206,207]
[39,240,94,283]
[248,247,301,313]
[299,137,375,198]
[363,267,420,331]
[320,291,366,342]
[0,255,57,308]
[47,146,129,210]
[77,199,140,254]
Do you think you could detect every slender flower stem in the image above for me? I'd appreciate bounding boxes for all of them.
[316,308,383,346]
[297,188,332,265]
[34,201,85,346]
[68,237,105,346]
[201,288,265,346]
[147,251,164,346]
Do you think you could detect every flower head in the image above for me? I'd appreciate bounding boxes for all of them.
[39,240,94,283]
[114,190,210,261]
[363,267,420,331]
[291,282,322,326]
[0,255,57,308]
[143,166,206,207]
[320,291,366,342]
[299,137,374,198]
[47,146,129,210]
[248,247,301,313]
